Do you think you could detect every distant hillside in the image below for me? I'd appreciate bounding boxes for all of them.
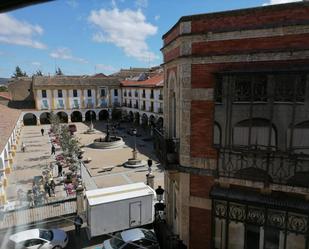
[0,78,9,85]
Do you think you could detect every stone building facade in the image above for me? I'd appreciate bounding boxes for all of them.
[155,2,309,249]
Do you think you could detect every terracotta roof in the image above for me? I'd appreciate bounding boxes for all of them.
[0,92,12,100]
[33,76,121,88]
[0,105,21,153]
[121,74,164,88]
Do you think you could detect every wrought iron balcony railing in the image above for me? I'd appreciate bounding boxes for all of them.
[153,129,179,169]
[217,147,309,188]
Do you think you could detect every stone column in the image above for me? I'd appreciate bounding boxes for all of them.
[51,90,55,110]
[80,89,85,109]
[66,89,70,110]
[76,185,85,215]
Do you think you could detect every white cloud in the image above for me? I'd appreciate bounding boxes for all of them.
[50,48,88,64]
[154,15,160,21]
[95,64,117,72]
[66,0,78,8]
[88,8,158,62]
[135,0,148,8]
[263,0,301,5]
[0,14,46,49]
[32,62,41,66]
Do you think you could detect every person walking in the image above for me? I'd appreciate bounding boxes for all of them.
[41,128,44,136]
[50,179,56,196]
[44,181,51,197]
[21,142,26,152]
[58,163,63,177]
[51,144,56,155]
[74,215,83,235]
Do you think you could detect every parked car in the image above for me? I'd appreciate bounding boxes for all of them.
[8,228,68,249]
[102,228,159,249]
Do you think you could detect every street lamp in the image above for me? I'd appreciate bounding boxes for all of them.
[155,185,164,202]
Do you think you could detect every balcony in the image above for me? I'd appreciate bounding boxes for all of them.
[158,107,163,114]
[153,129,179,169]
[217,147,309,188]
[159,94,163,100]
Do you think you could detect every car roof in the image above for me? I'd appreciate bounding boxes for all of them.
[120,228,145,242]
[9,229,40,243]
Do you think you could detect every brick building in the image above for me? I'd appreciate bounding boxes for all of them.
[155,2,309,249]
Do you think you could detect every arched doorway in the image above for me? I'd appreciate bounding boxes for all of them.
[156,117,163,129]
[57,112,68,123]
[149,115,156,126]
[40,112,51,124]
[142,114,148,127]
[23,113,37,126]
[85,110,96,122]
[134,112,140,124]
[99,110,109,121]
[71,111,82,122]
[128,111,134,122]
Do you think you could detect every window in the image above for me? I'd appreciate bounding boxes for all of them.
[42,100,48,109]
[58,90,63,98]
[58,99,64,108]
[24,239,45,247]
[73,99,79,108]
[42,90,47,98]
[87,89,92,97]
[101,89,106,97]
[73,89,78,97]
[114,89,118,96]
[39,229,53,241]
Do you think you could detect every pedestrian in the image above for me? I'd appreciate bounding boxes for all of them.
[41,128,44,136]
[74,215,83,235]
[50,179,56,196]
[58,163,63,177]
[28,190,35,208]
[44,181,51,197]
[21,142,26,152]
[51,144,56,155]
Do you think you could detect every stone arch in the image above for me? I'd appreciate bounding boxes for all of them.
[156,117,163,129]
[149,115,156,126]
[71,111,82,122]
[40,112,51,124]
[57,111,68,123]
[23,113,37,126]
[85,110,96,122]
[134,112,140,124]
[233,118,277,148]
[99,110,109,121]
[128,111,134,122]
[142,113,148,126]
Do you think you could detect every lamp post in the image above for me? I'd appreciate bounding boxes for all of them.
[154,186,165,222]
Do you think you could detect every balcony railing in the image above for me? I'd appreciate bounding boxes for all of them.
[159,94,163,100]
[153,129,179,169]
[158,107,163,114]
[217,147,309,188]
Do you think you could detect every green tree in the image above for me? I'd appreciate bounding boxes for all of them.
[55,67,64,76]
[34,70,43,76]
[12,66,27,78]
[0,86,8,92]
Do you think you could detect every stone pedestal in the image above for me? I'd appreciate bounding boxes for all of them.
[146,173,154,189]
[132,149,138,160]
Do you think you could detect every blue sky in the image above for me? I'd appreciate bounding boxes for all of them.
[0,0,300,78]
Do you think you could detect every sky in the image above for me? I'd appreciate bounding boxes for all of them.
[0,0,302,78]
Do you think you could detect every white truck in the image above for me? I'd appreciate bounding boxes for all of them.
[85,182,156,238]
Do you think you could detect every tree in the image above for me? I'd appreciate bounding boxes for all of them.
[34,70,43,76]
[0,86,7,92]
[12,66,27,78]
[55,67,64,76]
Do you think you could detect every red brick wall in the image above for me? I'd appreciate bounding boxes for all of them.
[190,207,212,249]
[163,47,180,63]
[191,64,217,88]
[191,100,217,158]
[190,174,214,198]
[164,25,180,46]
[191,6,309,33]
[192,33,309,56]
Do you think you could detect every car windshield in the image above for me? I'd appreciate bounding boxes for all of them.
[39,229,53,241]
[109,233,125,248]
[142,230,157,242]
